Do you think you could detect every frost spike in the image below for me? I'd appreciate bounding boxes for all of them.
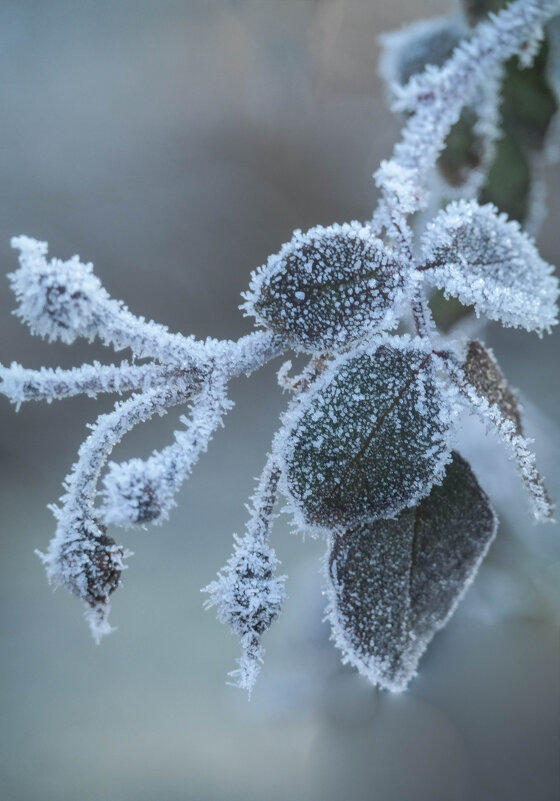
[203,456,286,695]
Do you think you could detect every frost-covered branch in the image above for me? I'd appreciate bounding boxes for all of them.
[37,380,200,640]
[3,0,559,695]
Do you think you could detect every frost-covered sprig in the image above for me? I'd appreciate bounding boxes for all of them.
[10,235,208,367]
[203,457,286,695]
[3,237,286,639]
[379,14,503,199]
[2,0,559,695]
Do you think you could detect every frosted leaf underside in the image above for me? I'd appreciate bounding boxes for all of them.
[421,200,559,333]
[285,342,451,529]
[326,452,497,691]
[462,340,523,432]
[245,223,405,352]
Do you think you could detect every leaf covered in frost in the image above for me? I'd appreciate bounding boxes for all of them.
[283,339,452,530]
[420,200,559,333]
[326,452,497,692]
[243,223,406,353]
[462,340,523,432]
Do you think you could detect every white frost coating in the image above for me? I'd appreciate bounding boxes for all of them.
[379,12,502,199]
[324,456,498,692]
[379,15,467,93]
[203,457,286,695]
[2,1,559,693]
[36,382,191,640]
[2,238,286,640]
[102,378,233,527]
[9,236,107,344]
[420,200,559,333]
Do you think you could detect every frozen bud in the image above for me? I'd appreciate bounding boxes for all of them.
[204,532,286,694]
[37,519,127,641]
[283,339,452,530]
[243,223,406,353]
[56,528,124,606]
[102,457,175,527]
[9,236,109,343]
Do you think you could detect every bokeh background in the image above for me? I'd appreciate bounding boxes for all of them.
[0,1,559,799]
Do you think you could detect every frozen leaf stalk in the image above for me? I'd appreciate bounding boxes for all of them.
[1,0,559,692]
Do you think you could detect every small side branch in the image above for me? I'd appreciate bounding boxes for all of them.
[0,361,201,408]
[375,0,558,216]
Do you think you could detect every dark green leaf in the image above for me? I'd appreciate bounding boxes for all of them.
[284,342,451,529]
[461,0,509,26]
[326,452,497,691]
[245,224,406,353]
[438,107,488,188]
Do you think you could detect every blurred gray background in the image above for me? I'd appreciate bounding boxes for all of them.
[0,1,559,800]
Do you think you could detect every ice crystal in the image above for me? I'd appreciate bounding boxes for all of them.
[1,0,558,695]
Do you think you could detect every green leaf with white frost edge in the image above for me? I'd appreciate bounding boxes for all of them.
[243,223,406,353]
[282,339,452,531]
[420,200,559,334]
[326,452,498,692]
